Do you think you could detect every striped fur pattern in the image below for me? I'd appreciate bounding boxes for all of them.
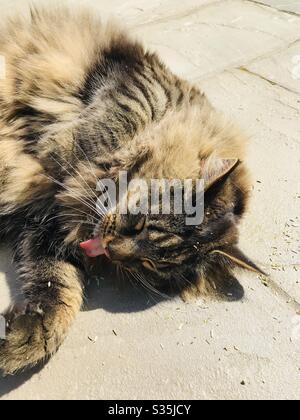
[0,6,258,374]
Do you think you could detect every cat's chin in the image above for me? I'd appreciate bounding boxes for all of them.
[80,237,109,258]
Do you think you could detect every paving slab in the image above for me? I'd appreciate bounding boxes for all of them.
[133,0,300,79]
[246,0,300,14]
[245,40,300,94]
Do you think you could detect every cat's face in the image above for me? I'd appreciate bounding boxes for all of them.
[96,210,236,295]
[80,158,263,299]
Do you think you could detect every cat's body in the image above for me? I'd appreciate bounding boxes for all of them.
[0,7,260,375]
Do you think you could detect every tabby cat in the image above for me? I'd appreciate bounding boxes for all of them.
[0,6,263,375]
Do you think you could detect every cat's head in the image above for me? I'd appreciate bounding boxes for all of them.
[71,104,264,300]
[80,155,263,301]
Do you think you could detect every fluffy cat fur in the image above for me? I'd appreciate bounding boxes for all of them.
[0,6,262,374]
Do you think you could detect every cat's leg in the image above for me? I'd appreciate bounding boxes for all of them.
[0,241,84,375]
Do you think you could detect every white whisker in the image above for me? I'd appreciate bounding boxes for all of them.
[51,150,100,203]
[48,154,101,211]
[44,174,104,217]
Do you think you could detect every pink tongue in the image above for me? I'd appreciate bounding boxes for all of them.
[80,238,108,258]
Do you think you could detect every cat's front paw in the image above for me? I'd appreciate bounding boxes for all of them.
[0,305,47,375]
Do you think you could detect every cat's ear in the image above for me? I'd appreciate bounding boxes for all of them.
[201,157,240,191]
[210,246,266,275]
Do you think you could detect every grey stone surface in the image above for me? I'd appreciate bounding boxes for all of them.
[133,0,300,79]
[246,40,300,94]
[247,0,300,14]
[0,0,299,400]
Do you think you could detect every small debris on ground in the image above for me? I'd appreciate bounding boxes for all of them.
[259,275,270,287]
[88,336,98,343]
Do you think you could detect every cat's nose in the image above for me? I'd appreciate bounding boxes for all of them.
[107,238,136,262]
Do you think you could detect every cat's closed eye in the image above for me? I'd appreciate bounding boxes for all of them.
[134,216,146,234]
[141,259,172,272]
[141,259,157,271]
